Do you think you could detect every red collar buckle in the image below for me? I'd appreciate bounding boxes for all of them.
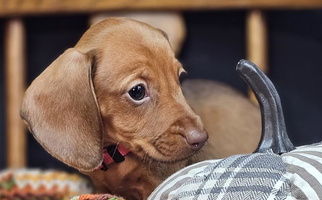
[99,144,130,171]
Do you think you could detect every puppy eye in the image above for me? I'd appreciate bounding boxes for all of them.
[128,84,146,101]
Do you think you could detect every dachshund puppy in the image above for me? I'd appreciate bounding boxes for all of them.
[20,18,208,199]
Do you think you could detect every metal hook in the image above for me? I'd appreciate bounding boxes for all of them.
[236,59,295,154]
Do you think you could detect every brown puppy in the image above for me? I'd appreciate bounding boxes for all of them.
[20,18,208,199]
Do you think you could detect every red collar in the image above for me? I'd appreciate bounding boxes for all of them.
[99,144,130,171]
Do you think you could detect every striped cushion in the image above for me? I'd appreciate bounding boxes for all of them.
[149,142,322,200]
[282,143,322,199]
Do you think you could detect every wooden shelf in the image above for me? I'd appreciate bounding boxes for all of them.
[1,0,322,17]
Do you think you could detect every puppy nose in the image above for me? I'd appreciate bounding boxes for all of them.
[185,129,208,150]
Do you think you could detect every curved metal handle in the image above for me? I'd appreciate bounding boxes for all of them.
[236,59,295,154]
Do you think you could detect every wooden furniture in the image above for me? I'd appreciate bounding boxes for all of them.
[1,0,321,16]
[2,0,322,168]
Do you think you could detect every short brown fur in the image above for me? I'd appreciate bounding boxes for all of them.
[21,18,209,200]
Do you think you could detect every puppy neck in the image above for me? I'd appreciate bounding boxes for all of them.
[98,144,131,171]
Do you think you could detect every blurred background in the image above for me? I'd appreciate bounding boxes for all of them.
[1,5,322,172]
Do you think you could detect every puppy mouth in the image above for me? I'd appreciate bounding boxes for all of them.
[137,133,207,163]
[141,147,196,163]
[150,149,197,163]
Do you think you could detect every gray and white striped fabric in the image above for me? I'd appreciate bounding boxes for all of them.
[149,142,322,200]
[282,142,322,199]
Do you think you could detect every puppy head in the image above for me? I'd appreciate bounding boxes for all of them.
[20,18,207,172]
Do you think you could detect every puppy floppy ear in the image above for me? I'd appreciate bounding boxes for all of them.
[20,48,103,171]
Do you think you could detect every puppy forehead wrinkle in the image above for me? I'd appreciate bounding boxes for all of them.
[119,67,152,90]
